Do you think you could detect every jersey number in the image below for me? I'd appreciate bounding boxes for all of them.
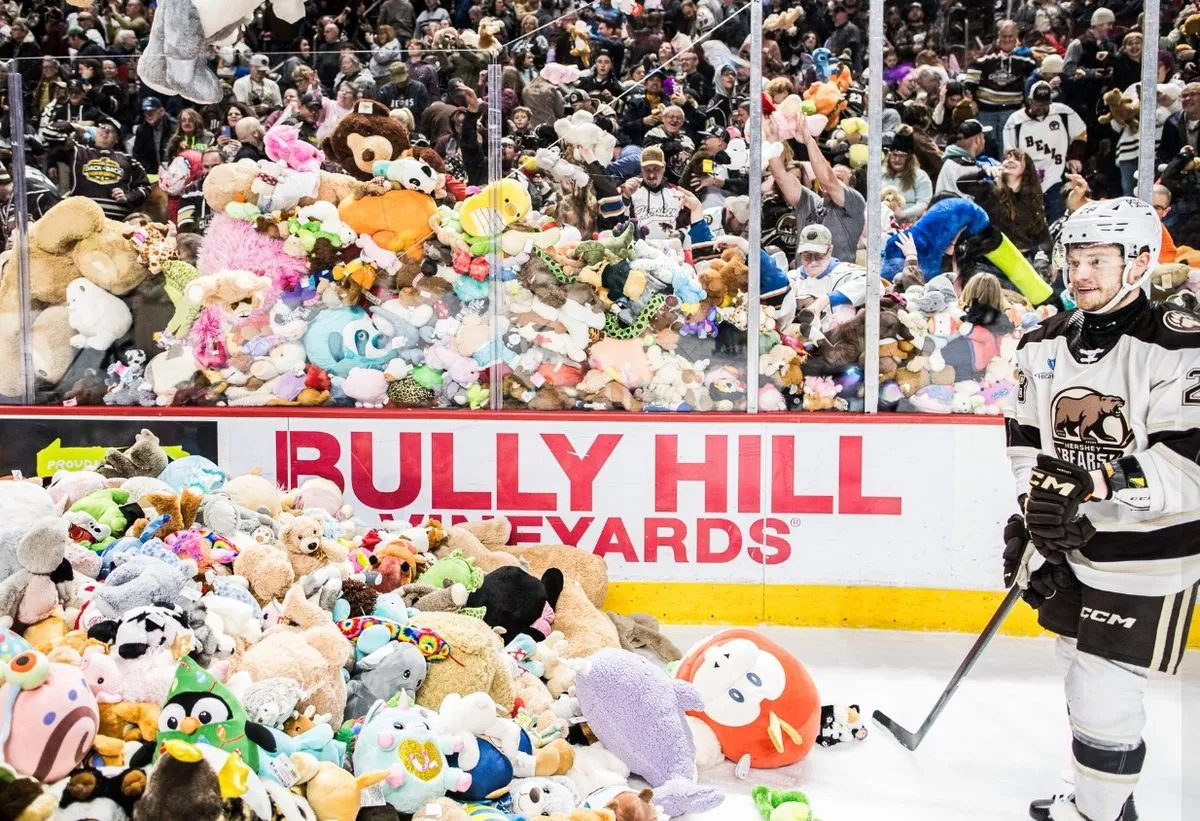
[1184,369,1200,407]
[1017,369,1029,404]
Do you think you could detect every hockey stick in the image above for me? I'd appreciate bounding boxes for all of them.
[872,584,1022,751]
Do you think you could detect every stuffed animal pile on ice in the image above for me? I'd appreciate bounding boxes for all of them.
[0,430,867,820]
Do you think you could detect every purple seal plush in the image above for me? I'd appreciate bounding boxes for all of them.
[571,649,724,816]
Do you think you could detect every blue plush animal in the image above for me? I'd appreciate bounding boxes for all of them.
[100,514,177,576]
[352,695,472,813]
[157,455,227,494]
[812,47,833,81]
[882,198,990,282]
[304,307,401,378]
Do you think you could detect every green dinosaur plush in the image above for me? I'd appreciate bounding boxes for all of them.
[572,223,636,266]
[69,488,137,550]
[417,549,485,592]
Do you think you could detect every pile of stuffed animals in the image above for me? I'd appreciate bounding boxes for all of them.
[0,429,867,821]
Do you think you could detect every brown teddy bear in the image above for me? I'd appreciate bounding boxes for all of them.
[233,540,296,606]
[279,513,348,578]
[201,162,358,214]
[1098,88,1139,129]
[321,99,412,180]
[693,248,749,318]
[185,269,270,314]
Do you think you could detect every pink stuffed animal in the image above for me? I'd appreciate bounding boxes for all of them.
[0,651,99,782]
[424,341,479,387]
[265,123,326,173]
[81,647,177,705]
[342,367,389,408]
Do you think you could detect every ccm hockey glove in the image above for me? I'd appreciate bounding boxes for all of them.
[1002,514,1079,609]
[1024,454,1096,553]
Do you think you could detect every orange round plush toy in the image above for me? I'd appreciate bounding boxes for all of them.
[338,189,438,258]
[675,628,820,769]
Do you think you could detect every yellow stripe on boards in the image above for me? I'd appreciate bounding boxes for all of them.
[603,582,1200,649]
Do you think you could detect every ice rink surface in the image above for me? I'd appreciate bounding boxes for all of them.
[659,626,1199,821]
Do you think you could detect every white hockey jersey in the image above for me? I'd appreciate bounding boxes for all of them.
[1006,300,1200,596]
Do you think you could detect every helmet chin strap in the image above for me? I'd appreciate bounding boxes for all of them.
[1072,261,1148,315]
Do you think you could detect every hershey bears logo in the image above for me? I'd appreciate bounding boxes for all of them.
[1051,387,1133,469]
[1163,310,1200,333]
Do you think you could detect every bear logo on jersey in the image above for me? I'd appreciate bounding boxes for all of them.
[1051,388,1134,469]
[1163,310,1200,333]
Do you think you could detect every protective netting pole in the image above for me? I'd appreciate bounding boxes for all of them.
[745,0,763,413]
[1137,0,1161,203]
[863,0,885,412]
[7,71,33,404]
[487,62,503,410]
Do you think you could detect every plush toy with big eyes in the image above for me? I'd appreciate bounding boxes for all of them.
[0,649,100,782]
[675,629,821,769]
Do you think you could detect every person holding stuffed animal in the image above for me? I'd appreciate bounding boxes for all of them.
[1002,82,1087,223]
[1003,197,1200,821]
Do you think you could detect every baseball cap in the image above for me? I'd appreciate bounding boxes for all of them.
[0,168,12,185]
[957,118,992,139]
[702,125,731,142]
[1040,54,1064,76]
[1028,81,1053,104]
[796,224,833,255]
[1091,8,1115,26]
[301,92,323,109]
[141,96,163,111]
[250,54,270,69]
[67,80,84,93]
[390,61,409,80]
[641,145,666,167]
[66,25,85,37]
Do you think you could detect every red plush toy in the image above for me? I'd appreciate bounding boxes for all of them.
[674,628,820,769]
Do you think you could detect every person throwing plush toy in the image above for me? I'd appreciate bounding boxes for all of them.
[1003,197,1200,821]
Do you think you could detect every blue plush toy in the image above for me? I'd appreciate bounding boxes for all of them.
[100,514,176,576]
[882,198,989,282]
[304,307,399,378]
[352,695,472,813]
[157,455,226,494]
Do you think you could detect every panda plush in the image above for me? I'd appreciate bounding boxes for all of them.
[816,703,868,748]
[378,157,437,194]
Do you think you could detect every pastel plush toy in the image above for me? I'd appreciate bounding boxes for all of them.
[459,179,532,237]
[0,649,100,782]
[185,269,270,316]
[342,366,390,408]
[264,123,326,173]
[436,691,575,778]
[0,518,74,630]
[570,649,725,817]
[90,555,197,622]
[352,694,472,813]
[66,278,134,351]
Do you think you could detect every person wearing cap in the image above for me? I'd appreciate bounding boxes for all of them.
[1003,80,1087,222]
[935,118,999,196]
[768,112,867,266]
[42,80,101,130]
[131,97,175,181]
[628,145,684,237]
[1062,8,1118,132]
[828,4,863,74]
[789,222,869,331]
[377,62,430,125]
[1157,82,1200,167]
[589,20,626,77]
[1025,53,1065,99]
[966,20,1038,158]
[880,127,932,224]
[233,55,282,109]
[66,25,106,60]
[54,117,149,221]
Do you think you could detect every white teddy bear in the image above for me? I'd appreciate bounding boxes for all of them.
[67,278,133,351]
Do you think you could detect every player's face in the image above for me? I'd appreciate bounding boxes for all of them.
[1066,243,1144,311]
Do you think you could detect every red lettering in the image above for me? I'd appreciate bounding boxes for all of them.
[349,431,422,511]
[748,518,792,565]
[593,518,637,561]
[738,435,761,514]
[507,516,544,544]
[654,435,728,513]
[449,514,472,525]
[431,433,491,509]
[838,436,903,515]
[407,513,428,526]
[542,434,622,511]
[548,516,594,544]
[496,434,556,510]
[287,430,344,489]
[770,436,834,513]
[378,513,394,521]
[643,517,688,563]
[697,518,740,562]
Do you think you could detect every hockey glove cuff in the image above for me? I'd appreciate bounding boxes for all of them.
[1022,561,1079,610]
[1030,515,1096,556]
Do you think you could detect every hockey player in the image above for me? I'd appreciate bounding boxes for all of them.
[1003,197,1200,821]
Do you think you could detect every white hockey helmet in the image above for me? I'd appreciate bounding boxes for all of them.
[1056,197,1161,314]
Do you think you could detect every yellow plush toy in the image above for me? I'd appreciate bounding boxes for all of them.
[459,179,532,237]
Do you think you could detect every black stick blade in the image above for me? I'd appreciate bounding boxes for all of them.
[871,709,921,751]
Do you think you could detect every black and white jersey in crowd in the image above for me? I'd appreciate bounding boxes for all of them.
[1002,104,1087,191]
[965,51,1038,111]
[1006,298,1200,597]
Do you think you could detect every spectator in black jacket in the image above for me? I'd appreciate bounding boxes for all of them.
[131,97,174,180]
[66,27,107,60]
[314,21,345,93]
[57,120,149,220]
[1157,83,1200,168]
[1,19,43,90]
[620,72,666,146]
[376,62,429,124]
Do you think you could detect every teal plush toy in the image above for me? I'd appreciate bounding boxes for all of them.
[351,693,472,813]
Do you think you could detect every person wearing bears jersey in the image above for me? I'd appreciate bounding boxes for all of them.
[1004,197,1200,821]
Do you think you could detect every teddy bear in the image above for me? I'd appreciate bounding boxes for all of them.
[693,248,748,318]
[279,512,348,578]
[66,278,134,351]
[0,518,74,630]
[230,584,352,719]
[96,429,171,480]
[1098,87,1140,129]
[0,197,148,394]
[407,610,515,712]
[185,269,270,316]
[321,100,413,180]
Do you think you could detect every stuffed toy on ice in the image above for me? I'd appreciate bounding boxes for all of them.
[352,694,472,813]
